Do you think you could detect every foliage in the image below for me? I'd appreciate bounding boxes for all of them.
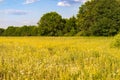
[38,12,64,36]
[77,0,120,36]
[64,16,78,36]
[2,25,38,36]
[112,33,120,48]
[3,26,18,36]
[0,28,5,36]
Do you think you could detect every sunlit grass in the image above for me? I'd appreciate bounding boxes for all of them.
[0,37,120,80]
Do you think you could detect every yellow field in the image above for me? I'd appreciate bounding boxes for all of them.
[0,37,120,80]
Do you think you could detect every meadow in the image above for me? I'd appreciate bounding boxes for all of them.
[0,37,120,80]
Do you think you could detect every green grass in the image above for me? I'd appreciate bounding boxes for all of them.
[0,37,120,80]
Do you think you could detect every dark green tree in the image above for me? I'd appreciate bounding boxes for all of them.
[0,28,5,36]
[3,26,17,36]
[30,26,39,36]
[2,25,38,36]
[64,16,77,36]
[19,25,31,36]
[77,0,120,36]
[38,12,64,36]
[14,27,21,36]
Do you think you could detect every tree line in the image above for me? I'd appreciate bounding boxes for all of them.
[0,0,120,36]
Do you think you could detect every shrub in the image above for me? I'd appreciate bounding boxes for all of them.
[112,33,120,48]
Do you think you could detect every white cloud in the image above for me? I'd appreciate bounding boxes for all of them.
[74,0,81,2]
[24,0,39,4]
[74,0,88,2]
[80,0,88,3]
[0,9,28,15]
[57,0,88,7]
[57,1,71,7]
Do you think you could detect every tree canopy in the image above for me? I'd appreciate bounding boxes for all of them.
[77,0,120,36]
[38,12,64,36]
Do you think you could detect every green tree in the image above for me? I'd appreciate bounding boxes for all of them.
[30,26,39,36]
[38,12,63,36]
[77,0,120,36]
[19,25,31,36]
[64,16,77,36]
[14,27,21,36]
[2,25,38,36]
[0,28,5,36]
[3,26,17,36]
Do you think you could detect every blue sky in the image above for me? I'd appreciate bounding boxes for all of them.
[0,0,87,28]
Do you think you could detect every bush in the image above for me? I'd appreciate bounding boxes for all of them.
[112,33,120,48]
